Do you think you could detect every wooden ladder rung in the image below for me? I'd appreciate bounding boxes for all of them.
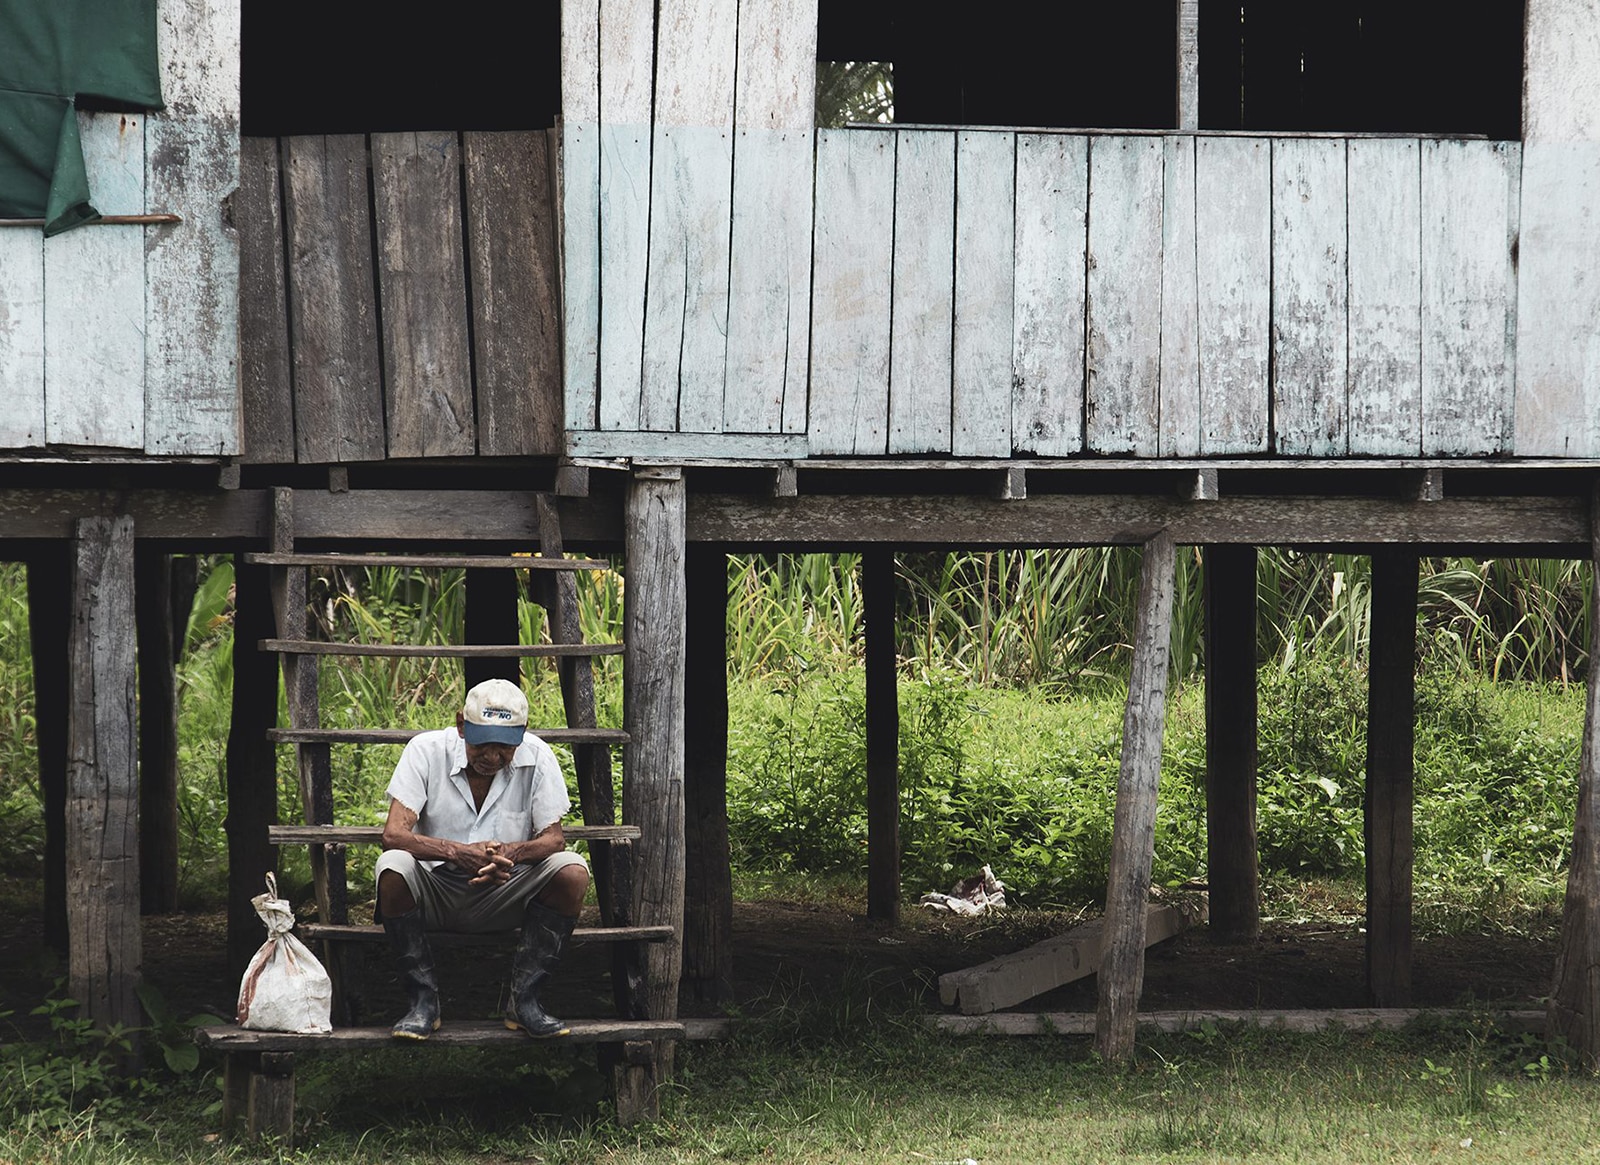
[266,727,628,746]
[260,639,623,658]
[298,923,673,945]
[244,552,611,571]
[270,824,640,845]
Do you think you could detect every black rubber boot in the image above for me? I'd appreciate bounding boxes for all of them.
[505,900,575,1037]
[383,908,441,1040]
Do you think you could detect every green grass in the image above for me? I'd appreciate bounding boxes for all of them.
[3,1009,1600,1163]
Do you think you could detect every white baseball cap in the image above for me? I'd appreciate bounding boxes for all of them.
[460,678,528,745]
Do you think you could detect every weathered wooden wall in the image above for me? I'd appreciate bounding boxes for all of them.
[237,129,564,464]
[0,0,240,456]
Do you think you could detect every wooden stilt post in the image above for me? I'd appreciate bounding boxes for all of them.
[683,544,733,1002]
[67,516,142,1042]
[136,546,181,914]
[865,546,900,922]
[621,466,687,1120]
[464,567,520,688]
[1549,486,1600,1062]
[1203,544,1259,942]
[1366,549,1417,1006]
[226,558,280,982]
[27,544,71,954]
[1096,529,1176,1062]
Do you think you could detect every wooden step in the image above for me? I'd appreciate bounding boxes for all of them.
[261,639,623,659]
[297,922,673,945]
[271,823,639,846]
[244,553,610,571]
[266,727,627,747]
[195,1018,684,1052]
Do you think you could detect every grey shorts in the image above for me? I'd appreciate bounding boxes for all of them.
[374,849,589,932]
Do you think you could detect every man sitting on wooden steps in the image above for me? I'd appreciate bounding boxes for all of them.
[374,678,590,1040]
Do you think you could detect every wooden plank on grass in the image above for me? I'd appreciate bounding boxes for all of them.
[932,1008,1546,1037]
[939,899,1203,1015]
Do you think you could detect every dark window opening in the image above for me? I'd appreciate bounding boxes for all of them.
[1199,2,1524,139]
[240,0,559,137]
[817,1,1177,130]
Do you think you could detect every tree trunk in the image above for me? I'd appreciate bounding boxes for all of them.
[1203,544,1259,942]
[865,547,900,921]
[683,544,732,1002]
[1366,549,1417,1006]
[136,547,181,914]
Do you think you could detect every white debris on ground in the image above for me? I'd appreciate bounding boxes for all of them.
[919,864,1007,916]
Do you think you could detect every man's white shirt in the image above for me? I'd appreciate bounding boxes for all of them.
[385,728,571,869]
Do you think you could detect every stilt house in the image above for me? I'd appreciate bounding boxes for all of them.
[3,0,1599,1132]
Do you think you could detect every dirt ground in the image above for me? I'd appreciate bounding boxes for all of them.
[0,890,1556,1034]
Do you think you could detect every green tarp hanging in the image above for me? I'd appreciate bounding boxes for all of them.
[0,0,164,235]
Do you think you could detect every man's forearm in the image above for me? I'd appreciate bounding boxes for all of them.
[501,827,565,866]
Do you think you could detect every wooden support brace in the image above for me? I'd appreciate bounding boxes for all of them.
[864,546,900,921]
[327,466,350,493]
[217,462,242,490]
[246,1052,296,1143]
[555,461,591,497]
[1184,467,1220,501]
[1096,529,1176,1062]
[991,466,1027,500]
[771,464,798,498]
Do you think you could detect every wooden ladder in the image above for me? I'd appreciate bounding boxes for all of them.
[200,487,675,1138]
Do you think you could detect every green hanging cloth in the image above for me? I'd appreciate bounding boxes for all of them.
[0,0,164,235]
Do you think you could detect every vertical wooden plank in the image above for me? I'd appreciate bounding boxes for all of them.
[136,548,179,915]
[45,113,146,450]
[1096,529,1176,1062]
[465,132,563,457]
[809,130,894,455]
[889,130,955,454]
[683,545,732,1001]
[562,0,601,431]
[0,225,45,447]
[596,0,655,430]
[1524,0,1600,146]
[1086,136,1162,456]
[226,559,278,983]
[237,137,294,463]
[282,134,385,463]
[145,0,241,455]
[641,0,739,433]
[1176,0,1200,131]
[725,0,816,434]
[1348,139,1422,456]
[372,131,475,458]
[1515,145,1600,458]
[864,547,900,921]
[1012,134,1087,456]
[1366,549,1417,1007]
[1272,138,1348,456]
[1196,136,1270,454]
[953,132,1016,457]
[67,516,141,1038]
[1204,544,1259,943]
[1159,135,1200,456]
[1420,140,1518,456]
[1550,487,1600,1064]
[623,467,686,1107]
